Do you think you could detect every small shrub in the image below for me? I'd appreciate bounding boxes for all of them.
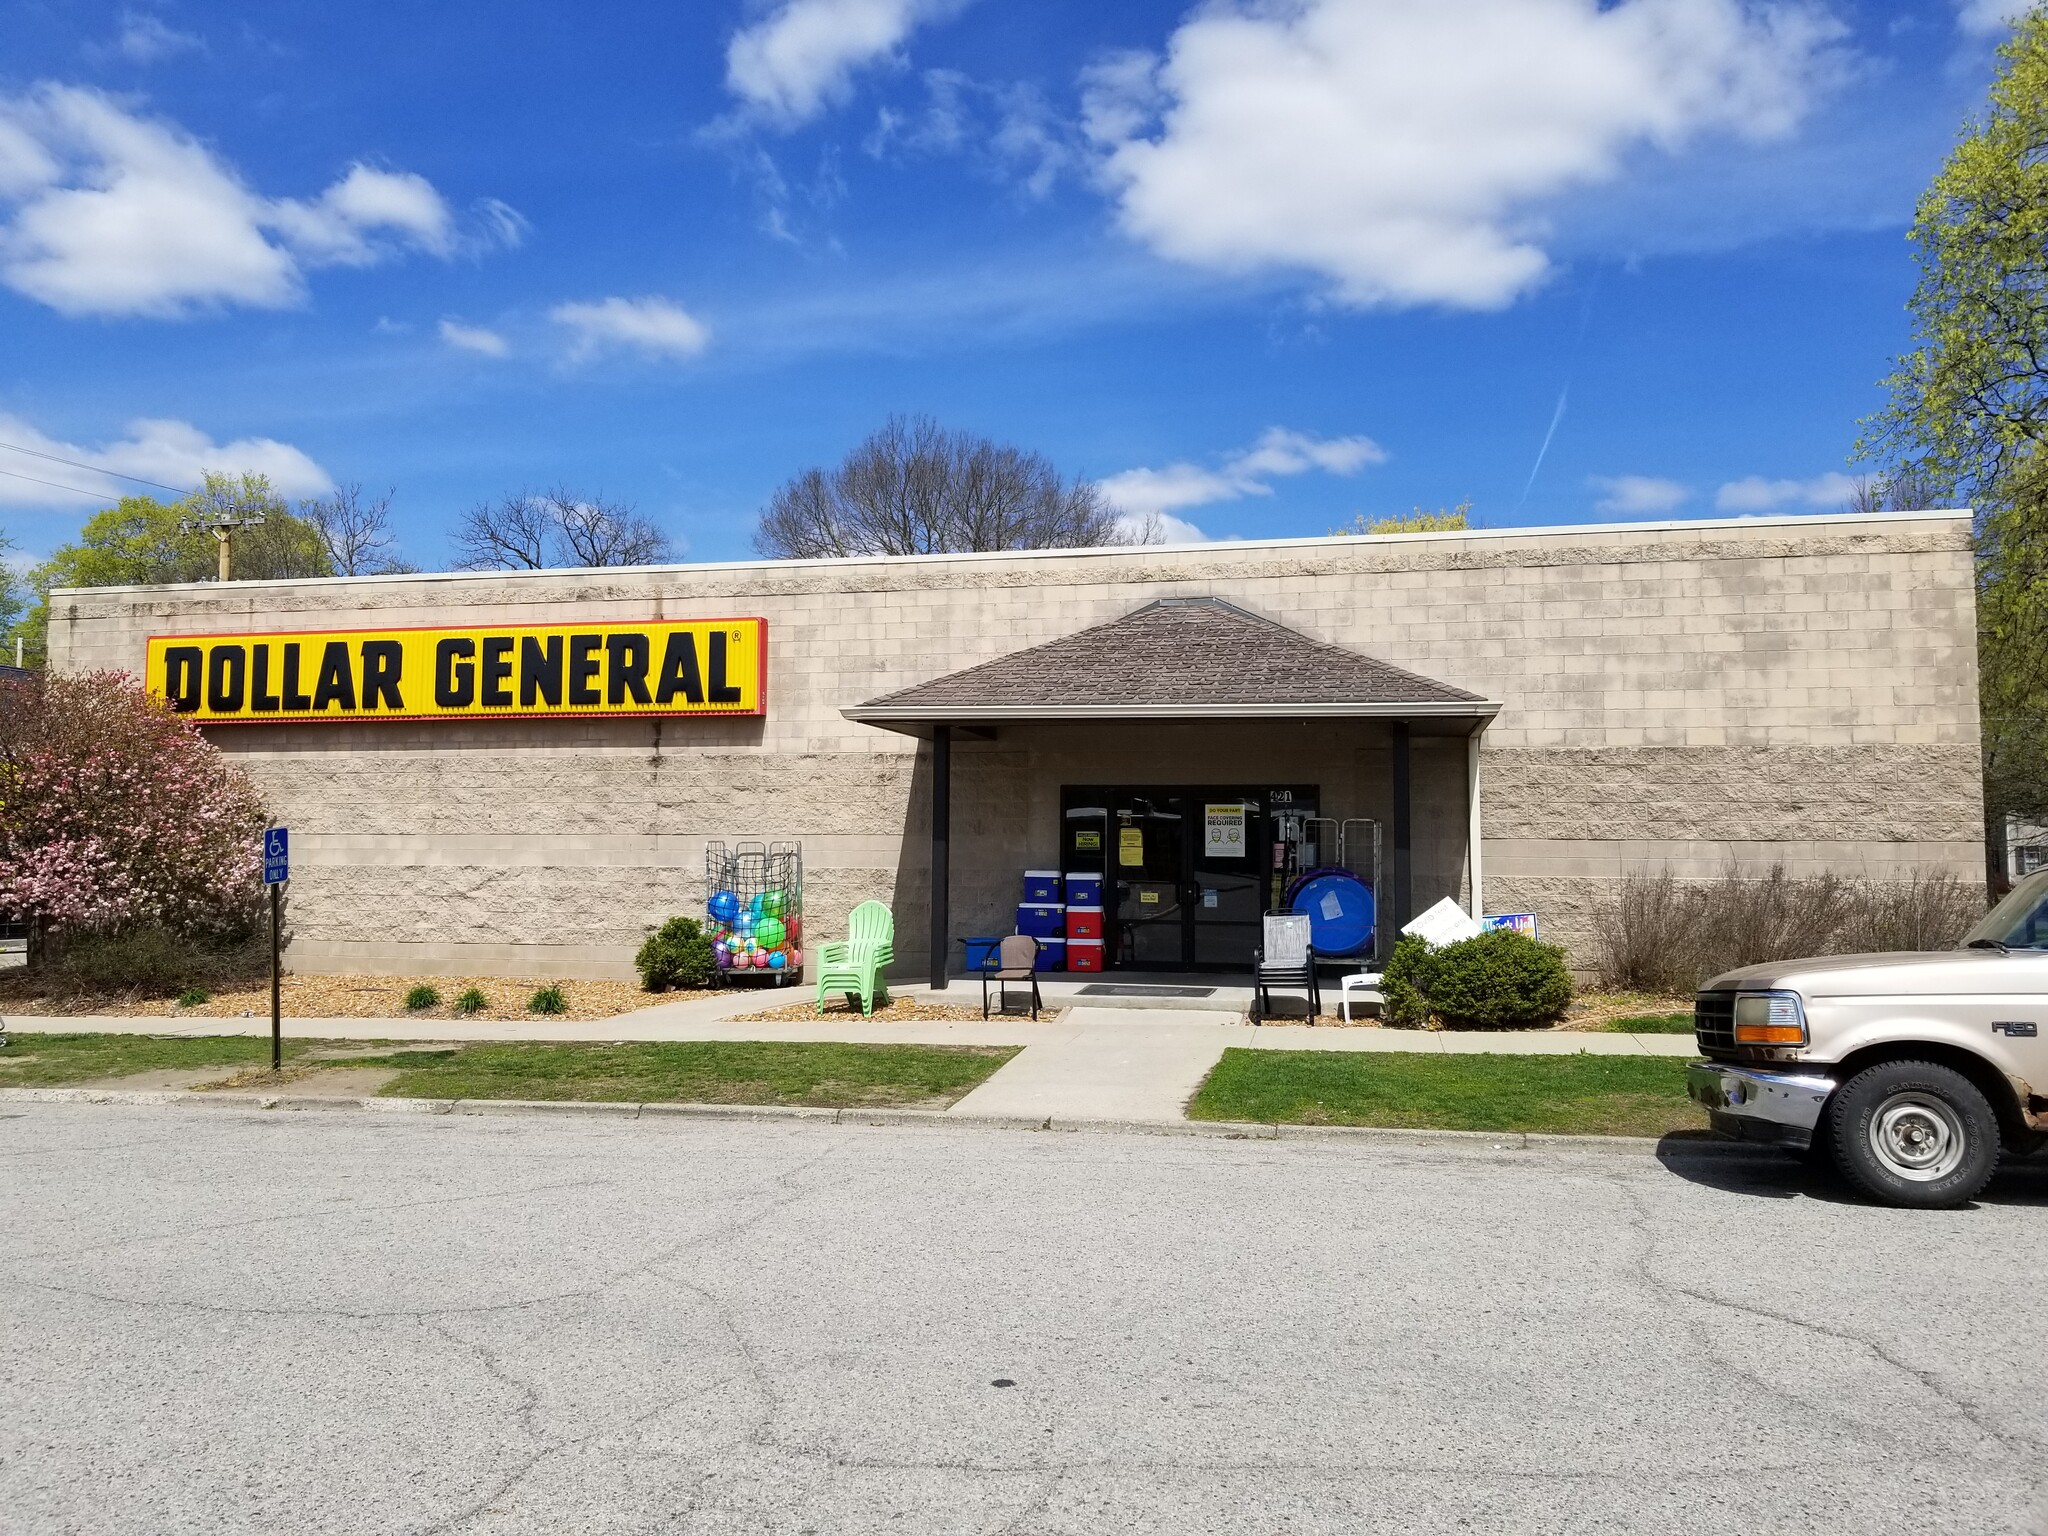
[527,984,567,1015]
[1380,929,1573,1030]
[635,917,717,992]
[53,924,202,997]
[403,984,442,1011]
[454,987,488,1015]
[175,986,211,1008]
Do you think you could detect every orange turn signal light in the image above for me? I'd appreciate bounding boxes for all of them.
[1734,1023,1805,1045]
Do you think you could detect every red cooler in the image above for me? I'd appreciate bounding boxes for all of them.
[1065,905,1103,940]
[1067,938,1104,972]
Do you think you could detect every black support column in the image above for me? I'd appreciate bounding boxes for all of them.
[929,724,951,991]
[1389,720,1412,940]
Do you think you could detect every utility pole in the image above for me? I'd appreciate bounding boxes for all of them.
[179,512,267,581]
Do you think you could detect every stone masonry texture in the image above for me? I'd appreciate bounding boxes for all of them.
[46,512,1985,978]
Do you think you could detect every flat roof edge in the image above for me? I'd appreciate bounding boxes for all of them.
[47,507,1974,600]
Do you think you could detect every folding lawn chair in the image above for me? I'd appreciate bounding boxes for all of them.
[1250,911,1319,1025]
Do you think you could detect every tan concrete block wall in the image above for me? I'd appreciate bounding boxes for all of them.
[46,512,1984,977]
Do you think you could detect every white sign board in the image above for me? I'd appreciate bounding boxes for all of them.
[1402,896,1481,949]
[1203,803,1247,858]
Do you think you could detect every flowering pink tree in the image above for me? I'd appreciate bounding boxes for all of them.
[0,671,267,947]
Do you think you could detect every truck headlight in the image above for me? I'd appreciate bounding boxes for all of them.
[1734,991,1807,1046]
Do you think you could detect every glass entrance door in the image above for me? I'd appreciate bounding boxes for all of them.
[1189,796,1263,965]
[1108,791,1187,966]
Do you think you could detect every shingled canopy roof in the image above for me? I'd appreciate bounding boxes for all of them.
[843,597,1497,733]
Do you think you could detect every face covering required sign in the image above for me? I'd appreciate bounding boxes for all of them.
[146,619,766,723]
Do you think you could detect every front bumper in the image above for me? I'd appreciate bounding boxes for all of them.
[1686,1062,1837,1151]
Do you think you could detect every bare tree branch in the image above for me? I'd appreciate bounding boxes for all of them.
[754,414,1148,558]
[301,483,414,575]
[452,489,673,570]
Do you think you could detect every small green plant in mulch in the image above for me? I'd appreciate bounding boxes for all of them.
[454,987,488,1016]
[403,984,442,1011]
[376,1040,1019,1109]
[636,917,718,992]
[1600,1012,1694,1034]
[527,985,568,1015]
[174,986,212,1008]
[1189,1050,1703,1137]
[1382,929,1573,1029]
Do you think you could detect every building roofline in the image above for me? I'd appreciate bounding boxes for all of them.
[48,507,1974,600]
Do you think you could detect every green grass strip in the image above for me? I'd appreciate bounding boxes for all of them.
[1188,1049,1706,1137]
[1600,1013,1695,1034]
[376,1040,1019,1109]
[0,1031,309,1087]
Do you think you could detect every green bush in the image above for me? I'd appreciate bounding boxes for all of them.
[403,984,441,1011]
[455,987,488,1016]
[528,985,567,1015]
[1380,929,1573,1030]
[635,917,717,992]
[52,925,204,997]
[175,986,211,1008]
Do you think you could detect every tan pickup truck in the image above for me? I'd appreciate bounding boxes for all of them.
[1688,868,2048,1207]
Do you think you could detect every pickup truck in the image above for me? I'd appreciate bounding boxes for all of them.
[1687,867,2048,1208]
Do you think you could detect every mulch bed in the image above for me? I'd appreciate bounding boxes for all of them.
[0,973,657,1023]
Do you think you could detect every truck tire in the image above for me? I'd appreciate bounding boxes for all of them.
[1826,1060,1999,1209]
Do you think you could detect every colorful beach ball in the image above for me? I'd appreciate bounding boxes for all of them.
[768,950,786,969]
[755,916,786,950]
[752,951,770,967]
[759,889,786,918]
[708,891,740,923]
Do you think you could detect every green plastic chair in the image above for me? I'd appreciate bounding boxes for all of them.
[815,900,895,1016]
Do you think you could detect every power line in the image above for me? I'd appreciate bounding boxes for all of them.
[0,464,115,500]
[0,438,190,496]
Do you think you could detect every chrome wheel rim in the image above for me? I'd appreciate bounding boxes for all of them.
[1869,1092,1966,1182]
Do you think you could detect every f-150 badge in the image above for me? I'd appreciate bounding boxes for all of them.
[1991,1021,2038,1037]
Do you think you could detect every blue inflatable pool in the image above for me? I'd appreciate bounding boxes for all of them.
[1285,868,1375,956]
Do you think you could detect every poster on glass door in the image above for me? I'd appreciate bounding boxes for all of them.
[1203,803,1247,858]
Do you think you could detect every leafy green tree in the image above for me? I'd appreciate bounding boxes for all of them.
[1862,11,2048,869]
[0,527,23,656]
[17,473,332,666]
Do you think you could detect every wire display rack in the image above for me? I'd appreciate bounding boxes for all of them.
[705,840,803,987]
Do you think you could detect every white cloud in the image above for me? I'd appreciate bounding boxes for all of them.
[867,71,1077,197]
[1099,427,1386,518]
[1084,0,1845,310]
[726,0,967,127]
[0,412,333,510]
[438,318,508,357]
[1116,508,1211,545]
[1956,0,2031,36]
[110,12,205,64]
[1714,471,1859,513]
[0,84,514,318]
[549,296,712,362]
[1589,474,1690,515]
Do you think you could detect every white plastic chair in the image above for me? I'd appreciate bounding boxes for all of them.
[1337,971,1384,1024]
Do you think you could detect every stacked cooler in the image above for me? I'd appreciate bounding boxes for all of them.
[1063,870,1104,972]
[1017,871,1066,971]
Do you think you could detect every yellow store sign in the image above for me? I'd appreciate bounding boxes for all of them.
[145,618,766,723]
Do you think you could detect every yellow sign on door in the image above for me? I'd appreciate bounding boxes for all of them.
[1118,827,1145,867]
[144,618,766,724]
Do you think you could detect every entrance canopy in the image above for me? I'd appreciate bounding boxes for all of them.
[843,596,1500,734]
[841,597,1501,989]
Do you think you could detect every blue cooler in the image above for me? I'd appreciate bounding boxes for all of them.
[960,936,1003,972]
[1033,938,1066,972]
[1022,870,1063,903]
[1064,871,1103,906]
[1016,902,1065,938]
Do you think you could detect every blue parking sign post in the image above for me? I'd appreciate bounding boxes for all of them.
[264,828,288,1071]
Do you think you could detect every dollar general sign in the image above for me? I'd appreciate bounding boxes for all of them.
[145,619,765,723]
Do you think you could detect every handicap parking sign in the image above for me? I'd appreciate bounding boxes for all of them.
[263,827,289,886]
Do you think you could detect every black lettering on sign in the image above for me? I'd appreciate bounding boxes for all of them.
[361,641,403,711]
[520,635,562,706]
[435,638,476,708]
[708,631,742,704]
[607,632,652,705]
[655,631,703,704]
[1992,1021,2039,1038]
[163,646,202,712]
[249,644,281,712]
[568,634,602,706]
[312,641,356,711]
[207,645,247,713]
[481,636,515,707]
[281,643,312,711]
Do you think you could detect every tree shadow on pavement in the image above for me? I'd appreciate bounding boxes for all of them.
[1654,1134,2048,1209]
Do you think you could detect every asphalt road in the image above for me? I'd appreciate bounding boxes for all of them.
[2,1105,2043,1535]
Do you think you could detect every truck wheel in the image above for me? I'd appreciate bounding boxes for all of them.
[1826,1060,1999,1209]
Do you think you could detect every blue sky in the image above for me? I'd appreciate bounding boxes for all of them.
[0,0,2027,568]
